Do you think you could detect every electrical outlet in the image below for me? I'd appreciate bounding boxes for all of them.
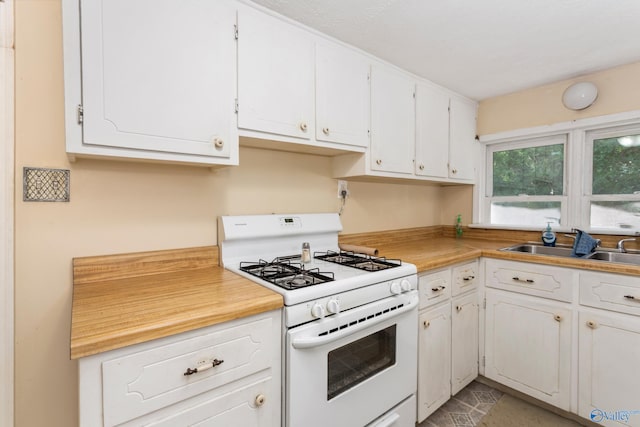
[337,180,349,198]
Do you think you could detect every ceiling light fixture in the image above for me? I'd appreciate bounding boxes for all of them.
[562,82,598,110]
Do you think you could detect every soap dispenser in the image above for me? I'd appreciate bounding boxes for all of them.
[542,222,557,247]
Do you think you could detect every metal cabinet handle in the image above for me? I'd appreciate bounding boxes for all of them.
[456,305,462,312]
[184,358,224,376]
[419,164,424,170]
[624,295,639,302]
[554,314,562,322]
[255,394,266,407]
[376,159,382,165]
[213,138,224,149]
[512,276,534,284]
[463,275,475,281]
[322,127,330,135]
[586,320,598,329]
[451,168,458,174]
[431,285,446,292]
[299,122,308,132]
[423,320,430,328]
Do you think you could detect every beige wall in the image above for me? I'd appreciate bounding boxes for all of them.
[14,2,444,426]
[477,61,640,135]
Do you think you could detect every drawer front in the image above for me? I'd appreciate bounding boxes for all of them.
[451,261,479,296]
[485,259,574,302]
[580,271,640,316]
[419,269,452,309]
[103,315,275,427]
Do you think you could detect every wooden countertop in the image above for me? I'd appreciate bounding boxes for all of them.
[340,226,640,276]
[71,230,640,359]
[70,246,283,359]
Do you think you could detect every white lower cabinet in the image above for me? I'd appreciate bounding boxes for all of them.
[578,270,640,427]
[417,261,479,422]
[418,302,451,422]
[484,288,572,411]
[451,291,479,395]
[79,310,281,427]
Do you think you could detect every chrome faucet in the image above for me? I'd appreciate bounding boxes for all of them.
[617,238,637,253]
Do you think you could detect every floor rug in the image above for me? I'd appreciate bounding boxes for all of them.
[478,394,585,427]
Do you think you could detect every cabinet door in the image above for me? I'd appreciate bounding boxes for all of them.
[579,310,640,427]
[80,0,236,158]
[485,289,572,410]
[237,5,313,140]
[451,292,479,395]
[370,64,415,174]
[415,83,450,178]
[417,303,451,422]
[448,96,477,181]
[315,42,369,148]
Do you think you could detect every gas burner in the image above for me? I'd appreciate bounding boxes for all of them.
[239,258,334,290]
[315,250,401,272]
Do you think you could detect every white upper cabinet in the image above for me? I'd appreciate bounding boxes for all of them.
[415,85,478,182]
[237,4,314,141]
[64,0,238,165]
[370,64,416,174]
[415,83,450,178]
[449,95,478,181]
[315,42,370,148]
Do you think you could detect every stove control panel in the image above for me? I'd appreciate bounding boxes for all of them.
[285,274,418,328]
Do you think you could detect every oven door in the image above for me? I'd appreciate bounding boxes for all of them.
[286,292,418,427]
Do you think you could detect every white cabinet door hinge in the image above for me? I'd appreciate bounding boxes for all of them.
[77,104,84,124]
[482,356,485,367]
[234,98,238,114]
[483,297,486,309]
[234,24,238,40]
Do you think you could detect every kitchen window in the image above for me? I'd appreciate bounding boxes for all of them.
[479,112,640,234]
[485,135,567,227]
[584,125,640,231]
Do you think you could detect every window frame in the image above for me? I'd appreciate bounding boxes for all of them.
[475,109,640,234]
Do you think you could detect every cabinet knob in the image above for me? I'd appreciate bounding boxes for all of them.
[423,320,430,328]
[213,138,224,149]
[322,127,330,135]
[586,320,598,329]
[418,164,424,170]
[554,314,562,322]
[299,122,308,132]
[462,276,475,281]
[431,285,446,292]
[376,159,382,165]
[456,305,462,312]
[255,394,266,407]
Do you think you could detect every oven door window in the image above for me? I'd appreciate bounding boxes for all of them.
[327,325,396,400]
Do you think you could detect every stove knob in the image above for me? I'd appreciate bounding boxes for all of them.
[311,303,325,319]
[390,282,402,295]
[327,299,340,314]
[401,279,412,292]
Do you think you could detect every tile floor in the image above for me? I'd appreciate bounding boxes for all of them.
[418,381,504,427]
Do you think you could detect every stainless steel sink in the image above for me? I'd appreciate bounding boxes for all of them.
[585,251,640,266]
[500,243,575,257]
[500,243,640,266]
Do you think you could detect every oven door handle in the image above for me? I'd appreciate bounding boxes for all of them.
[291,298,417,349]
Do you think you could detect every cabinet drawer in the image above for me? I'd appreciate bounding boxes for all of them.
[102,315,275,427]
[419,269,451,309]
[580,271,640,316]
[485,259,574,302]
[451,261,478,296]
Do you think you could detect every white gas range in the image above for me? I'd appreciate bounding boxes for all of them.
[219,213,418,427]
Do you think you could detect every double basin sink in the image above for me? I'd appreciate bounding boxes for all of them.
[501,243,640,266]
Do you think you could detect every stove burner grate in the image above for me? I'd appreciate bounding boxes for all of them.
[239,258,334,290]
[314,250,401,271]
